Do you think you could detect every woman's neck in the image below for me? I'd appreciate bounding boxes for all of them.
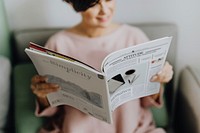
[69,23,120,38]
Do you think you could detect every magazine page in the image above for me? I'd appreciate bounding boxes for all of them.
[101,37,172,111]
[25,48,112,123]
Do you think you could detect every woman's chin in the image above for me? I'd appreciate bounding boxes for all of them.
[96,20,113,28]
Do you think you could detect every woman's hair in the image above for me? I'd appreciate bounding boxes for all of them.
[63,0,100,12]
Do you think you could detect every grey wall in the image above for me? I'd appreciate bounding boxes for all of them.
[4,0,200,86]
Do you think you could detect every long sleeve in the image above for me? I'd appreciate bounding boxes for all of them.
[35,100,58,117]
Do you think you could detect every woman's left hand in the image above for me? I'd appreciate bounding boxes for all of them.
[148,61,173,101]
[151,61,174,83]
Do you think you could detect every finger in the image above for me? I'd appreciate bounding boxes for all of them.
[32,83,59,90]
[151,68,174,83]
[33,88,59,98]
[163,62,173,72]
[156,71,173,83]
[161,64,173,81]
[32,84,60,98]
[154,61,173,79]
[150,75,158,82]
[164,70,174,82]
[31,75,47,84]
[159,63,172,74]
[31,83,60,92]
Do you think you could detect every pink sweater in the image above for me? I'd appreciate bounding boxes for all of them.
[36,24,165,133]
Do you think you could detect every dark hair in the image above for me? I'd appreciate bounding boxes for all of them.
[63,0,100,12]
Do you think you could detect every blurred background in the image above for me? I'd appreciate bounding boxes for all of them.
[3,0,200,78]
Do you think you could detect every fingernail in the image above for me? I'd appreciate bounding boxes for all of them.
[151,76,157,81]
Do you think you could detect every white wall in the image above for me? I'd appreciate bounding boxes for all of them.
[4,0,200,85]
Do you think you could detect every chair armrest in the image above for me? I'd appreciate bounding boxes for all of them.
[175,65,200,133]
[0,56,11,132]
[13,63,44,133]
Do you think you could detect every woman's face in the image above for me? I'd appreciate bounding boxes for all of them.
[80,0,116,28]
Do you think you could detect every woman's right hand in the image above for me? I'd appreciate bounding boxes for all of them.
[31,75,60,107]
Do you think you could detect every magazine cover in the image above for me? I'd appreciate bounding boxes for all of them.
[25,48,112,123]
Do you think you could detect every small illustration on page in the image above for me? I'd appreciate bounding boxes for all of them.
[124,69,140,85]
[151,57,164,64]
[121,62,148,86]
[108,74,125,93]
[108,62,149,94]
[46,75,103,108]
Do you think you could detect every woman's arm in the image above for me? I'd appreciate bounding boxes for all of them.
[31,75,60,117]
[141,61,173,108]
[141,84,164,108]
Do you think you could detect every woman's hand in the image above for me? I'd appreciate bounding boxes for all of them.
[31,75,60,107]
[150,61,174,83]
[150,61,173,100]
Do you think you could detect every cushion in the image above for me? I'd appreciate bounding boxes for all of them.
[13,29,60,64]
[0,56,11,132]
[187,65,200,84]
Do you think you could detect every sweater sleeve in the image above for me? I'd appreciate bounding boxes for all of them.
[35,100,58,117]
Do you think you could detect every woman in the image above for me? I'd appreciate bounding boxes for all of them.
[31,0,173,132]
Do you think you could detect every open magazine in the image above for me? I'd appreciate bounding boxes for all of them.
[25,37,172,124]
